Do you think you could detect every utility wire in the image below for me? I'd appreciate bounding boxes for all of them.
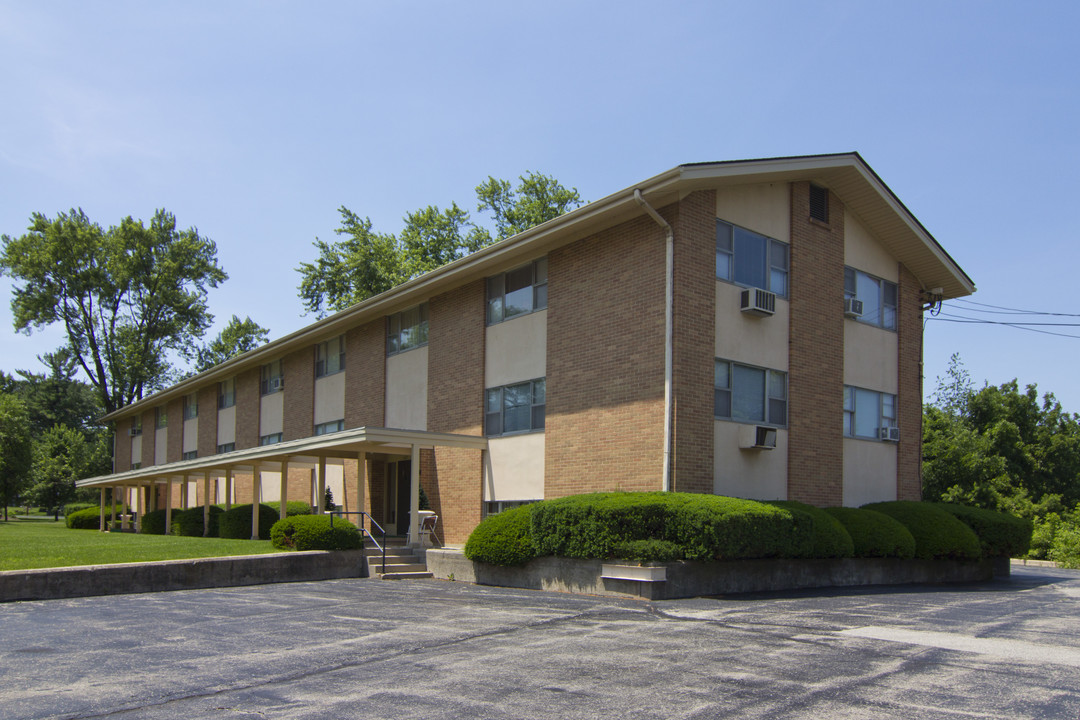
[948,297,1080,318]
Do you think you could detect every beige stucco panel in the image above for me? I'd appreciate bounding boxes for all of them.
[182,418,198,454]
[484,432,545,502]
[385,345,428,430]
[715,182,790,243]
[845,210,898,282]
[217,405,236,446]
[260,391,284,437]
[485,309,547,388]
[130,435,141,465]
[843,320,898,393]
[154,427,167,465]
[843,438,897,506]
[715,281,789,370]
[714,422,788,500]
[314,372,346,425]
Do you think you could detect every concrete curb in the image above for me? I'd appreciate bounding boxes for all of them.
[0,550,369,603]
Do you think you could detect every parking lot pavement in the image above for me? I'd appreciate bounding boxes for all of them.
[1,566,1078,719]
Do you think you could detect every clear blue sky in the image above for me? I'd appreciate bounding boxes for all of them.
[2,1,1078,409]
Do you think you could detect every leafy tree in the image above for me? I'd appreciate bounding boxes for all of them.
[195,315,270,373]
[1,208,227,414]
[27,424,88,520]
[0,394,32,521]
[9,349,102,436]
[298,171,582,317]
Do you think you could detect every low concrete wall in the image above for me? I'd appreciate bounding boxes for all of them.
[427,550,999,600]
[0,550,369,603]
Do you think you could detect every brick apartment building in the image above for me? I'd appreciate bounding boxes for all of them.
[78,153,974,546]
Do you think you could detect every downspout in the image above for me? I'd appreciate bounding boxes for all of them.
[634,189,673,492]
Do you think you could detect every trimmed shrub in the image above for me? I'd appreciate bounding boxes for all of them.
[270,514,363,551]
[171,505,225,537]
[218,503,280,540]
[464,504,538,566]
[65,506,126,529]
[612,539,685,563]
[264,501,313,517]
[823,507,916,558]
[934,503,1032,558]
[862,501,980,560]
[769,501,854,558]
[140,509,169,535]
[63,502,98,517]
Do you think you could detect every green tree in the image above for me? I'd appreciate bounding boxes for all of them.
[1,208,228,414]
[10,349,102,436]
[297,171,582,317]
[195,315,270,373]
[0,394,32,521]
[27,424,88,520]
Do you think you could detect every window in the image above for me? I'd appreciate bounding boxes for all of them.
[131,462,141,470]
[844,386,897,440]
[487,258,548,325]
[218,378,235,409]
[844,267,897,330]
[716,220,789,297]
[483,499,539,518]
[809,184,829,223]
[387,304,429,356]
[485,378,546,436]
[259,433,283,446]
[182,450,197,461]
[156,406,168,429]
[314,420,344,436]
[714,360,787,426]
[261,360,284,395]
[316,335,345,376]
[182,393,198,421]
[217,442,235,454]
[129,417,142,436]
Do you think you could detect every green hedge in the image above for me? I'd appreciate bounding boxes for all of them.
[933,503,1032,558]
[823,507,916,558]
[65,506,127,529]
[769,501,854,558]
[464,505,538,566]
[171,506,225,537]
[263,501,313,517]
[862,501,980,560]
[218,503,280,540]
[63,502,98,517]
[270,514,363,551]
[611,538,685,563]
[140,508,169,535]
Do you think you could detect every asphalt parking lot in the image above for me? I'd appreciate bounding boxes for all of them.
[1,565,1078,719]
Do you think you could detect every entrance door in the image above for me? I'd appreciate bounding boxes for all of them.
[385,459,411,536]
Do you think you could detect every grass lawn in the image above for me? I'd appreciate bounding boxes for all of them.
[0,517,277,571]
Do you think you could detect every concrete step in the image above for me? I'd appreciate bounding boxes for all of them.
[372,562,428,574]
[379,571,434,580]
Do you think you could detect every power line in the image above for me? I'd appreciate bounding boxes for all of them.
[927,315,1080,340]
[948,297,1080,318]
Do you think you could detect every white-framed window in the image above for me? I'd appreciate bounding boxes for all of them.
[844,267,897,330]
[483,499,539,518]
[314,420,344,436]
[218,378,235,409]
[486,258,548,325]
[261,359,284,395]
[714,360,787,426]
[182,392,198,421]
[485,378,546,436]
[387,304,429,356]
[182,450,197,461]
[217,442,235,454]
[129,416,142,436]
[844,386,897,440]
[716,220,789,298]
[316,335,345,376]
[156,406,168,429]
[259,432,283,446]
[131,461,141,470]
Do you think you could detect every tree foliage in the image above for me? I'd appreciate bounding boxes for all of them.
[195,315,270,373]
[0,393,33,520]
[297,171,582,317]
[1,208,227,414]
[27,424,89,519]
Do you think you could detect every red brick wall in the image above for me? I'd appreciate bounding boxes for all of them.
[546,213,667,497]
[345,320,386,428]
[426,281,485,544]
[114,417,131,472]
[283,348,314,441]
[670,190,718,494]
[235,368,260,450]
[787,182,845,506]
[897,264,924,501]
[141,409,155,467]
[166,398,183,464]
[197,385,217,458]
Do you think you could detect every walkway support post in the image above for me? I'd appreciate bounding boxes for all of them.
[165,477,173,536]
[317,457,326,514]
[279,459,289,520]
[110,487,118,531]
[202,471,211,537]
[225,469,232,510]
[408,444,420,546]
[99,487,106,531]
[251,468,261,541]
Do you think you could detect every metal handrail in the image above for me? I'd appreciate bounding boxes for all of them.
[330,510,387,573]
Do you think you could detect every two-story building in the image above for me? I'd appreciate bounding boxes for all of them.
[77,153,974,546]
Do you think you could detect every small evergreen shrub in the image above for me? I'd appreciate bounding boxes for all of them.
[171,506,225,537]
[464,504,538,566]
[218,503,280,540]
[65,506,126,529]
[934,503,1032,558]
[823,507,916,558]
[769,501,854,558]
[263,501,313,517]
[270,514,363,551]
[611,539,685,563]
[140,509,170,535]
[862,501,980,560]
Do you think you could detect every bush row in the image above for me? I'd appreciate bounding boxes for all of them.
[65,505,128,529]
[464,493,1031,567]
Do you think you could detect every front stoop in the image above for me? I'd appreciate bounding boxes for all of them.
[365,541,433,580]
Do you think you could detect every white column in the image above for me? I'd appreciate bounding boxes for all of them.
[408,445,420,546]
[203,471,211,537]
[317,457,327,513]
[279,459,289,519]
[225,468,233,510]
[149,481,157,512]
[251,468,261,540]
[356,453,366,518]
[165,477,173,535]
[135,483,144,533]
[110,487,118,531]
[99,487,106,532]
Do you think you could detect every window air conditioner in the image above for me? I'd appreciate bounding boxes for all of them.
[879,426,900,442]
[269,377,284,392]
[739,424,777,450]
[740,288,776,317]
[844,297,864,318]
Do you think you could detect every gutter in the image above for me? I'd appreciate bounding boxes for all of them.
[633,190,673,493]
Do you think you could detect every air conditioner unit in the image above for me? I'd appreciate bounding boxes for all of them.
[268,376,284,392]
[740,288,776,317]
[879,426,900,442]
[844,297,864,318]
[739,424,778,450]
